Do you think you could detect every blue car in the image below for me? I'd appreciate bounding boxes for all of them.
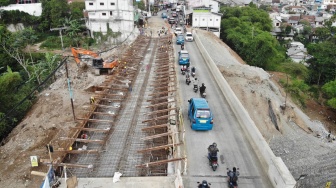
[176,35,184,45]
[188,98,214,130]
[178,50,190,66]
[161,12,167,19]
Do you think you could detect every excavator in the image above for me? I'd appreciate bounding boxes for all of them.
[71,47,118,75]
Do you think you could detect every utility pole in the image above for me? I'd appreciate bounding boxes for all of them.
[50,26,69,51]
[50,27,75,120]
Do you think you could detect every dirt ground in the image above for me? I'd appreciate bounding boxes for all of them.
[1,22,336,188]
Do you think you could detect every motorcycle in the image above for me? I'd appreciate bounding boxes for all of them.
[182,70,186,75]
[201,91,207,98]
[208,155,218,171]
[193,84,198,93]
[200,86,206,98]
[227,167,240,188]
[186,77,191,85]
[197,180,211,188]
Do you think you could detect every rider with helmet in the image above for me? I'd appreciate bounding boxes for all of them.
[227,167,239,187]
[198,180,210,188]
[208,142,219,159]
[200,83,206,95]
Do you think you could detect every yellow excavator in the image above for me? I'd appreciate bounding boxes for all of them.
[71,47,119,75]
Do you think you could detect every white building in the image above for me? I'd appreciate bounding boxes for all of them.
[286,41,310,63]
[84,0,134,42]
[191,6,222,37]
[188,0,220,13]
[0,3,42,16]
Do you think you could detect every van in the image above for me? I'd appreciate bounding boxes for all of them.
[178,50,189,66]
[188,98,214,130]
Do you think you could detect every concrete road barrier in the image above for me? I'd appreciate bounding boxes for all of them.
[193,30,296,188]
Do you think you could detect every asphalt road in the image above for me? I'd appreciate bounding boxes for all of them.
[175,34,274,188]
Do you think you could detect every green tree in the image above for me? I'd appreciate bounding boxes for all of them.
[322,81,336,109]
[314,27,331,42]
[307,41,336,85]
[69,2,85,20]
[64,18,83,47]
[0,25,31,78]
[0,0,15,6]
[220,6,284,69]
[134,0,146,11]
[0,66,33,140]
[39,0,70,31]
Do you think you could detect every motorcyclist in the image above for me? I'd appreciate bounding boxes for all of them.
[181,44,185,50]
[198,180,210,188]
[192,77,199,90]
[191,66,196,73]
[200,83,206,95]
[227,167,239,187]
[207,142,219,160]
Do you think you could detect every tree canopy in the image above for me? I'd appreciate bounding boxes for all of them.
[220,5,285,69]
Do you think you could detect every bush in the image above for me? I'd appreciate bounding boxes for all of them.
[275,62,309,80]
[40,36,75,49]
[1,10,40,25]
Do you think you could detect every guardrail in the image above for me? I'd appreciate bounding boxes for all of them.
[193,30,296,188]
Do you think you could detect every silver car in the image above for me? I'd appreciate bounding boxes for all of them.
[185,32,193,41]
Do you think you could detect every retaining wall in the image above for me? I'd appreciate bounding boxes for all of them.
[193,30,296,188]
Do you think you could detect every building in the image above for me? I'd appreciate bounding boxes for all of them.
[84,0,134,42]
[286,41,310,63]
[191,6,222,37]
[0,1,41,16]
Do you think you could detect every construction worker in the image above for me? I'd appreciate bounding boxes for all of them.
[90,96,95,104]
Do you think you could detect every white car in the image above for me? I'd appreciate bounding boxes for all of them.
[174,27,183,35]
[185,32,194,41]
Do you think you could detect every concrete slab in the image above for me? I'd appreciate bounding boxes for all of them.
[59,176,176,188]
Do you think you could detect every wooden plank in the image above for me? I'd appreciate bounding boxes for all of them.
[31,171,47,177]
[140,132,173,140]
[142,114,176,123]
[96,85,128,90]
[136,158,185,168]
[144,107,177,115]
[153,75,175,79]
[54,150,99,154]
[76,118,114,123]
[70,127,110,132]
[154,67,170,72]
[93,93,126,97]
[92,104,121,108]
[58,163,93,168]
[151,85,170,90]
[137,143,182,153]
[150,81,170,86]
[147,95,175,102]
[86,111,117,116]
[154,70,176,74]
[92,98,123,102]
[145,101,175,108]
[148,90,176,96]
[141,124,168,131]
[59,137,104,144]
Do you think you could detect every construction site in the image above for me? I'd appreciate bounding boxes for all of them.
[44,34,184,184]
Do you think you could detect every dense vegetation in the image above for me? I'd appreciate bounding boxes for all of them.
[220,4,336,109]
[0,0,86,141]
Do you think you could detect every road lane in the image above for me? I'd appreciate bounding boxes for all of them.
[176,35,273,188]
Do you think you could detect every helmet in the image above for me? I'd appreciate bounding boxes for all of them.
[202,83,205,86]
[202,180,208,185]
[213,142,217,147]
